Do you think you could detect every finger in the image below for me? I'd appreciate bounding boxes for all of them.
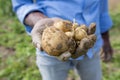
[106,50,113,62]
[37,43,41,49]
[32,41,41,49]
[102,52,113,62]
[100,47,108,62]
[100,48,105,59]
[88,23,96,35]
[57,51,71,61]
[32,34,42,50]
[101,47,109,62]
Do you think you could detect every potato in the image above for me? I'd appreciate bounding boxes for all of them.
[74,27,87,41]
[41,27,69,56]
[65,31,74,38]
[54,20,73,32]
[79,24,88,32]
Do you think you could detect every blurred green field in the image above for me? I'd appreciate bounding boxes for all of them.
[0,1,120,80]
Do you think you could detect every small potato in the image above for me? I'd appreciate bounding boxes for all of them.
[79,24,88,32]
[65,31,74,38]
[54,20,73,32]
[74,27,87,41]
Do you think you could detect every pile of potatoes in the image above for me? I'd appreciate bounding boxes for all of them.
[41,20,97,60]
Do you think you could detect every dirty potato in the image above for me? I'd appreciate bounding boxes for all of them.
[41,27,69,56]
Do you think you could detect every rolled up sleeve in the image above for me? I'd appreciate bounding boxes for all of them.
[12,0,44,33]
[99,0,113,33]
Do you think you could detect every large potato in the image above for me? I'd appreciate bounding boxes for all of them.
[41,27,69,56]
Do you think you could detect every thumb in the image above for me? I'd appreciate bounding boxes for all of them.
[31,32,42,50]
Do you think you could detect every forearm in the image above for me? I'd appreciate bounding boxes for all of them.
[101,31,110,42]
[24,11,47,27]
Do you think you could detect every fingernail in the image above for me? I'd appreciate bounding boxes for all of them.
[37,44,41,49]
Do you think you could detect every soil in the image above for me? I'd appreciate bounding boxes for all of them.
[0,46,15,61]
[0,46,15,55]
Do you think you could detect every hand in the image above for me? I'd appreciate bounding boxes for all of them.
[71,34,97,59]
[101,31,113,62]
[101,40,113,62]
[71,23,97,59]
[31,18,62,50]
[56,51,71,61]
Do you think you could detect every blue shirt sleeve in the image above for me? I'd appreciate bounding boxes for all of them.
[11,0,44,33]
[99,0,113,33]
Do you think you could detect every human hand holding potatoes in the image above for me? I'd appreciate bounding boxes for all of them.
[34,19,97,61]
[41,20,76,61]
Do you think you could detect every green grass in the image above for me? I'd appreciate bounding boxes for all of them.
[102,53,120,80]
[0,1,120,80]
[0,16,41,80]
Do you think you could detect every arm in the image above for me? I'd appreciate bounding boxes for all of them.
[101,31,113,62]
[100,0,113,62]
[24,11,47,27]
[12,0,62,49]
[11,0,46,33]
[11,0,48,48]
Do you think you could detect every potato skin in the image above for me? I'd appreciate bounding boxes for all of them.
[74,27,87,41]
[54,20,73,32]
[65,32,74,38]
[41,27,69,56]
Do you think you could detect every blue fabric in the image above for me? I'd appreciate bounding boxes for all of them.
[12,0,113,60]
[36,51,102,80]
